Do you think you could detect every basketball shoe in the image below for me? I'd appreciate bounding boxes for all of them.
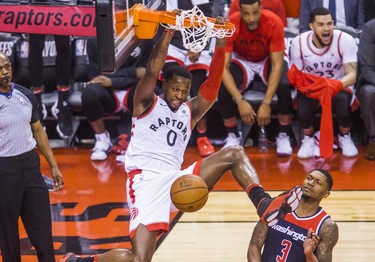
[91,131,112,161]
[197,136,215,157]
[338,133,358,157]
[297,136,317,158]
[52,100,73,138]
[275,132,292,157]
[59,253,81,262]
[257,186,302,227]
[223,132,242,148]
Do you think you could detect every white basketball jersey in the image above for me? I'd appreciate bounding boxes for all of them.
[125,96,192,173]
[290,30,357,81]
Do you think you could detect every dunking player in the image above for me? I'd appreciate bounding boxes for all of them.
[248,169,339,261]
[60,15,302,262]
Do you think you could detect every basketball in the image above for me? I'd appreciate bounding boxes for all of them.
[170,174,209,213]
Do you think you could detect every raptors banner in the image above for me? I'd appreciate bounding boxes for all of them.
[0,5,96,36]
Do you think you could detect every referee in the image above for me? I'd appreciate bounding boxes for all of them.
[0,52,63,261]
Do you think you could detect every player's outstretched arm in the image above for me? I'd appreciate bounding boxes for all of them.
[190,17,226,127]
[132,27,175,117]
[314,218,339,262]
[248,221,268,262]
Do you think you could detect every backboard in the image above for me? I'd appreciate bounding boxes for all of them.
[95,0,164,73]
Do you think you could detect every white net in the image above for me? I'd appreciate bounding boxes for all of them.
[161,5,235,52]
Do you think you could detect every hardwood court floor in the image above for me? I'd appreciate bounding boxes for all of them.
[2,146,375,261]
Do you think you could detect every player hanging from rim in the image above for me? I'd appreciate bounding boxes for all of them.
[60,13,302,262]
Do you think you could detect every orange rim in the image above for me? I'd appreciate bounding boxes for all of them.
[115,4,235,31]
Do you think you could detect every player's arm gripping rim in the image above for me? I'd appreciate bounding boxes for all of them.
[132,25,176,118]
[190,17,227,128]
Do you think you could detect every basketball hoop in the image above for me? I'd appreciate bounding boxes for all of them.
[160,6,235,52]
[116,4,235,53]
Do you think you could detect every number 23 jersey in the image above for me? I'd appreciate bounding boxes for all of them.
[125,96,192,173]
[289,30,357,83]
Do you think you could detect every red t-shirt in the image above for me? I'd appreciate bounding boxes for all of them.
[226,10,285,62]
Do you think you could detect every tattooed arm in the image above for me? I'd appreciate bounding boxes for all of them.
[341,62,357,89]
[247,221,268,262]
[315,218,339,262]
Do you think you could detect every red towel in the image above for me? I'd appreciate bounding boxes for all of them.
[288,65,344,159]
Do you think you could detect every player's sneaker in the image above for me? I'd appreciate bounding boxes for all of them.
[52,100,73,138]
[223,132,242,148]
[257,186,302,227]
[197,136,215,157]
[297,136,317,159]
[59,253,81,262]
[275,133,292,157]
[91,131,112,161]
[338,133,358,157]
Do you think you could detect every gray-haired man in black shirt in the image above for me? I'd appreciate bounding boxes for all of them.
[0,52,64,261]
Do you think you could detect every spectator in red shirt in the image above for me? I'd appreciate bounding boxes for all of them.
[217,0,294,157]
[228,0,288,27]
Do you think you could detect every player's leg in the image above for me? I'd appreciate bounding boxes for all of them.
[60,172,162,262]
[94,225,157,262]
[60,249,135,262]
[129,225,158,262]
[199,145,258,190]
[198,146,302,226]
